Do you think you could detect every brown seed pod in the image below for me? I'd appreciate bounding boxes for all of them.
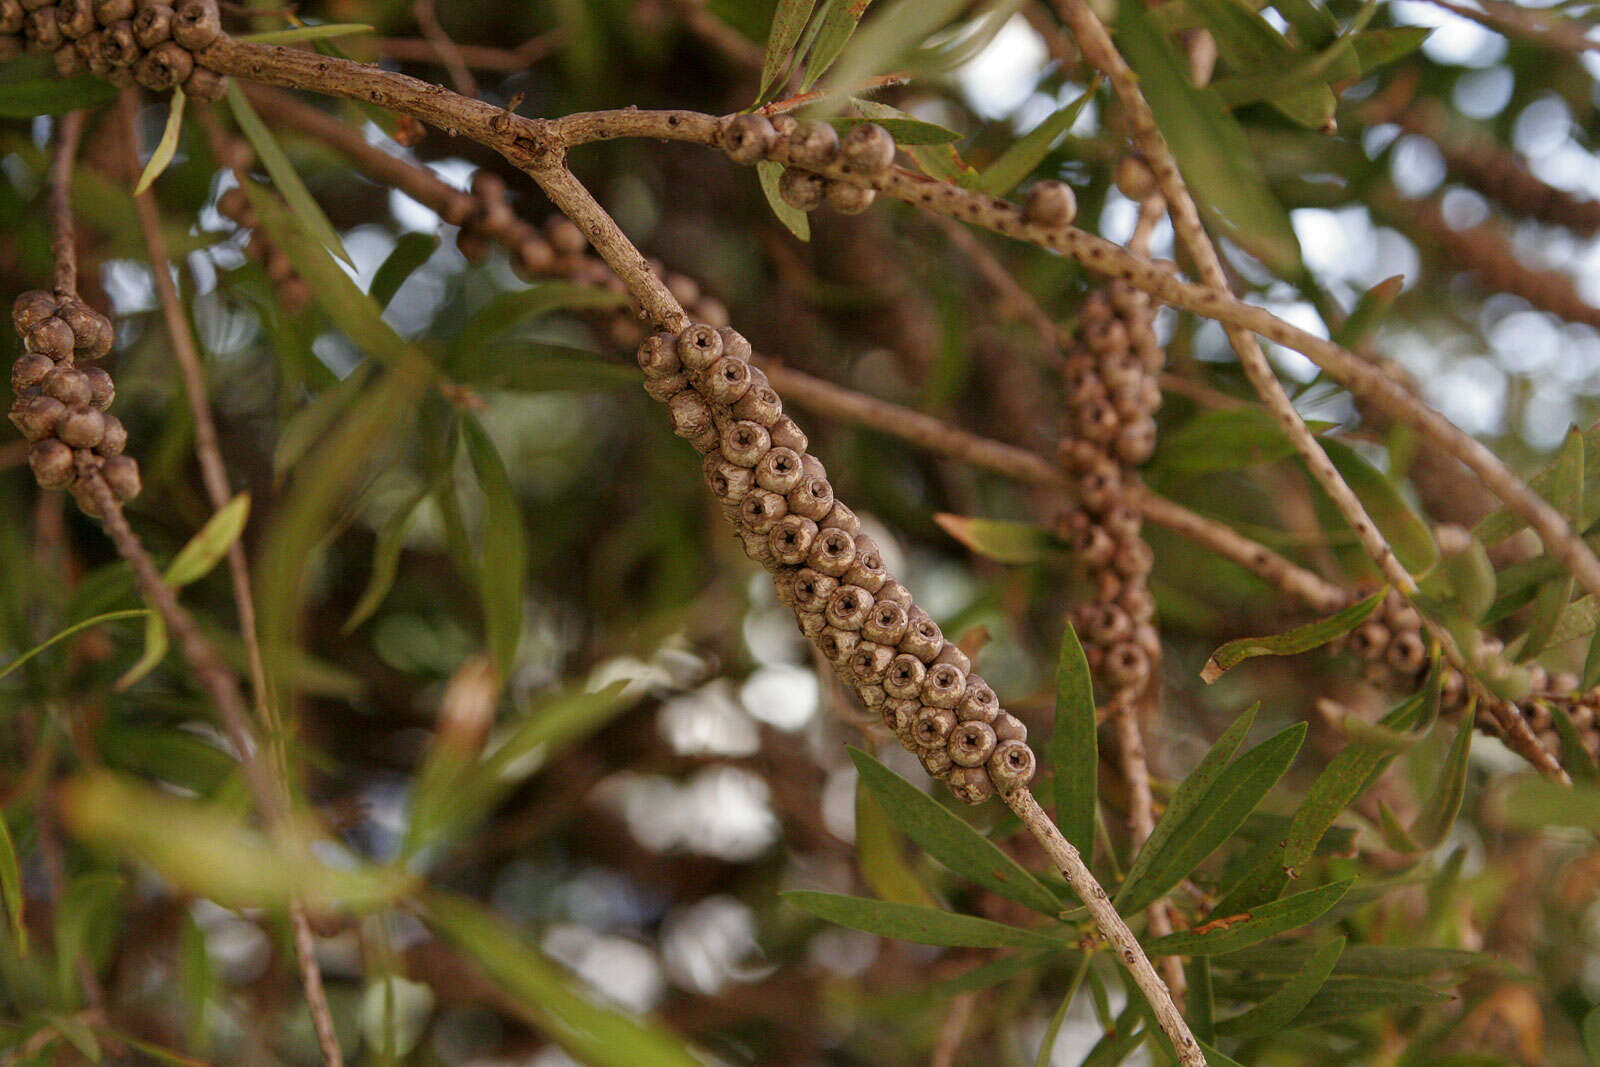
[739,527,773,564]
[1115,417,1158,466]
[1115,154,1157,202]
[875,580,913,608]
[755,446,804,495]
[10,394,67,440]
[993,712,1028,743]
[92,0,130,23]
[58,406,106,449]
[101,18,139,64]
[27,438,75,488]
[799,452,826,481]
[957,679,1000,723]
[703,355,754,405]
[642,373,688,403]
[825,584,874,632]
[921,662,967,709]
[884,697,919,738]
[1386,630,1428,675]
[731,384,782,426]
[720,113,776,165]
[768,414,808,454]
[798,610,828,638]
[636,331,681,379]
[778,167,826,212]
[1112,539,1155,580]
[934,642,971,674]
[55,0,94,38]
[919,746,955,779]
[59,302,112,358]
[769,514,819,565]
[675,323,724,371]
[786,475,833,521]
[900,611,943,663]
[817,625,859,663]
[1,0,24,31]
[171,0,218,49]
[857,682,887,709]
[11,353,53,393]
[840,122,896,176]
[740,487,788,534]
[101,454,140,500]
[823,181,876,215]
[714,327,752,362]
[947,720,997,768]
[1024,180,1077,227]
[788,120,840,168]
[721,419,771,467]
[807,527,857,578]
[883,653,927,699]
[42,367,91,407]
[946,765,995,804]
[27,318,76,360]
[12,290,57,334]
[862,600,908,646]
[97,414,127,456]
[912,705,957,750]
[70,481,103,518]
[1102,642,1151,689]
[131,1,168,45]
[842,546,886,593]
[988,739,1036,791]
[792,568,838,613]
[24,7,62,50]
[1350,620,1391,660]
[514,234,555,277]
[667,390,717,450]
[773,567,799,607]
[707,458,755,503]
[847,641,895,684]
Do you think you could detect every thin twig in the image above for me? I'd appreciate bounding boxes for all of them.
[1422,0,1600,55]
[373,33,562,72]
[48,111,86,296]
[411,0,478,98]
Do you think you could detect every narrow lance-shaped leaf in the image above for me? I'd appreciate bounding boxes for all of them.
[424,892,704,1067]
[1145,879,1352,956]
[1202,589,1384,683]
[831,113,960,145]
[1117,722,1306,914]
[343,479,438,633]
[369,232,440,311]
[0,609,148,684]
[853,778,938,907]
[461,417,527,681]
[802,0,874,90]
[1552,703,1600,786]
[816,0,972,110]
[1406,705,1475,850]
[849,749,1064,915]
[1332,275,1404,350]
[134,87,186,197]
[1048,623,1097,858]
[0,74,117,118]
[758,0,819,103]
[1285,976,1450,1029]
[934,513,1047,564]
[1117,704,1257,906]
[1216,936,1344,1039]
[446,283,627,370]
[1151,408,1335,477]
[0,813,25,956]
[1321,438,1439,576]
[757,160,811,241]
[226,85,353,266]
[1186,0,1333,129]
[1477,420,1600,546]
[976,80,1100,196]
[783,891,1074,950]
[1499,775,1600,833]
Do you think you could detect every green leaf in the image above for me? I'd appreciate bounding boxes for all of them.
[783,891,1073,949]
[1477,421,1600,546]
[370,232,440,311]
[853,98,982,187]
[848,749,1064,915]
[758,0,819,102]
[757,160,811,241]
[61,773,412,912]
[47,1014,100,1062]
[1117,721,1305,914]
[1145,880,1351,956]
[933,513,1046,564]
[1284,975,1451,1028]
[236,22,374,44]
[1499,776,1600,832]
[1189,957,1215,1043]
[802,0,875,90]
[1114,0,1302,275]
[816,0,971,105]
[1198,1041,1246,1067]
[1201,589,1384,683]
[1048,623,1097,857]
[0,75,116,118]
[1406,708,1474,850]
[0,813,25,957]
[424,892,703,1067]
[831,112,958,145]
[1333,275,1404,349]
[1551,703,1600,786]
[1349,26,1433,71]
[97,724,237,796]
[1583,1005,1600,1067]
[1217,935,1344,1039]
[854,777,938,907]
[178,910,214,1054]
[975,81,1100,196]
[1187,0,1334,128]
[53,871,124,1006]
[226,85,353,267]
[457,345,639,393]
[1320,439,1439,576]
[448,283,627,369]
[166,494,252,586]
[1217,942,1493,978]
[343,482,436,634]
[1117,705,1256,908]
[460,416,526,681]
[1272,0,1339,47]
[0,608,148,683]
[1152,408,1333,476]
[134,88,186,197]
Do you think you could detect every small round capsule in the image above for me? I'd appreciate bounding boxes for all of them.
[720,112,776,165]
[27,438,75,488]
[824,180,876,215]
[11,353,53,392]
[825,584,874,631]
[993,712,1028,743]
[778,167,825,212]
[27,318,76,360]
[58,406,106,449]
[739,488,788,534]
[792,568,838,613]
[675,323,724,371]
[721,419,772,468]
[101,454,141,500]
[755,446,804,495]
[840,122,896,175]
[787,476,834,521]
[768,415,808,454]
[883,653,928,700]
[9,394,67,441]
[957,679,1000,723]
[769,514,819,565]
[946,765,995,804]
[12,290,57,335]
[847,641,895,684]
[921,662,968,709]
[912,705,957,750]
[788,120,839,168]
[1024,180,1077,227]
[171,0,220,49]
[862,600,908,646]
[817,625,859,664]
[947,720,997,768]
[703,355,754,405]
[988,740,1036,790]
[97,414,127,456]
[807,527,857,578]
[899,611,943,663]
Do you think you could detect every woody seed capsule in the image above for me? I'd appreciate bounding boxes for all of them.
[131,1,168,45]
[824,181,876,215]
[884,697,919,739]
[97,414,127,456]
[740,488,788,533]
[740,528,774,564]
[755,446,803,494]
[704,355,753,404]
[707,458,754,503]
[862,600,908,646]
[919,747,955,779]
[842,550,886,593]
[667,390,716,447]
[957,680,999,723]
[798,611,828,638]
[720,113,776,165]
[102,454,140,500]
[900,612,943,663]
[643,374,688,403]
[808,527,856,577]
[875,580,913,608]
[840,122,896,175]
[769,514,819,565]
[43,367,91,407]
[848,641,894,684]
[988,740,1036,790]
[55,0,94,38]
[58,406,105,449]
[912,705,957,749]
[12,290,57,334]
[792,568,838,612]
[768,415,807,454]
[171,0,219,49]
[824,584,874,631]
[921,662,967,708]
[883,653,927,699]
[25,9,62,50]
[721,419,771,467]
[636,332,681,378]
[1024,181,1077,227]
[947,766,995,804]
[993,712,1028,743]
[10,394,66,440]
[1103,642,1151,689]
[92,0,130,23]
[817,625,859,663]
[1386,630,1427,674]
[947,720,997,767]
[27,438,74,488]
[787,475,833,521]
[27,318,75,360]
[675,323,723,371]
[0,0,19,31]
[788,120,839,168]
[12,353,53,392]
[778,168,825,212]
[820,501,859,536]
[732,384,782,426]
[135,38,194,89]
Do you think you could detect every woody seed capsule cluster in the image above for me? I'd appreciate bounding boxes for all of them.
[1337,587,1600,762]
[638,323,1037,802]
[9,289,138,513]
[0,0,227,98]
[722,117,897,218]
[1057,284,1164,700]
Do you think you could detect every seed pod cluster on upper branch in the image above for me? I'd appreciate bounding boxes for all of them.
[1,0,227,97]
[9,288,139,513]
[637,322,1037,803]
[720,116,897,218]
